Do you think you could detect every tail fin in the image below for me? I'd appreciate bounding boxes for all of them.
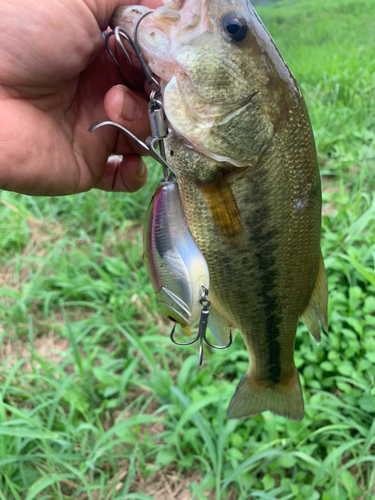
[227,368,304,421]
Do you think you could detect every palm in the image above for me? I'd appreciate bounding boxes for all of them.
[0,0,158,195]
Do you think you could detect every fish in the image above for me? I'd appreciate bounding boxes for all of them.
[111,0,328,421]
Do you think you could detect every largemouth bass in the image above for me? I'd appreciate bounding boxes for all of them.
[111,0,328,421]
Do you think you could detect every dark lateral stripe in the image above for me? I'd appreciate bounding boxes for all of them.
[245,166,281,384]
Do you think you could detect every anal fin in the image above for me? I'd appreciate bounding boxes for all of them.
[207,301,232,346]
[301,253,328,344]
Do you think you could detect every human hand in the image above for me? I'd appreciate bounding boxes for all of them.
[0,0,161,196]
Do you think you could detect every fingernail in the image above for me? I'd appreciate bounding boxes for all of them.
[121,90,139,121]
[137,160,146,178]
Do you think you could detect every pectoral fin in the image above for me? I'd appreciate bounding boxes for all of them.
[199,172,243,245]
[301,254,328,343]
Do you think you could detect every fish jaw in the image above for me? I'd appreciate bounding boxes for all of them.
[110,5,178,82]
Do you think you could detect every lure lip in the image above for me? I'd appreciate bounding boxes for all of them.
[157,286,193,326]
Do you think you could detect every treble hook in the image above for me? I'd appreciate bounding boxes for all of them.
[105,27,132,67]
[170,286,233,366]
[105,12,160,93]
[90,10,177,183]
[88,120,176,182]
[133,11,161,93]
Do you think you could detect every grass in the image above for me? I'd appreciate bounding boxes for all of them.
[1,0,375,498]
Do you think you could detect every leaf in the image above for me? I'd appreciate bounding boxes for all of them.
[276,454,297,469]
[358,395,375,413]
[25,474,74,500]
[364,296,375,314]
[337,362,354,377]
[221,449,283,490]
[262,474,276,490]
[173,393,227,435]
[344,317,362,335]
[309,439,364,492]
[200,474,216,490]
[156,447,177,467]
[0,426,58,439]
[365,351,375,364]
[321,361,336,372]
[190,482,210,500]
[339,469,357,494]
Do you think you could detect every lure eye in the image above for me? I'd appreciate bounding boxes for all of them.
[221,11,248,43]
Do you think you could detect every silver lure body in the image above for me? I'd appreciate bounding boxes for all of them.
[143,182,210,326]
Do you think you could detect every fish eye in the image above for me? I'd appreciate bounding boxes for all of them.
[221,11,248,43]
